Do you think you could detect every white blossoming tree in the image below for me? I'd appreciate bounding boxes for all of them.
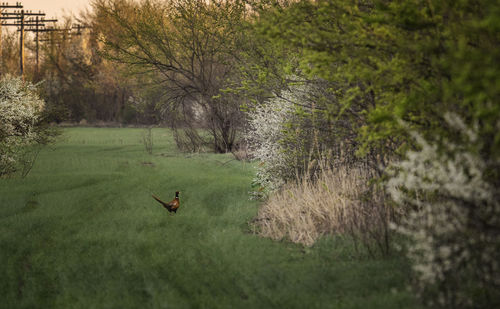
[245,89,294,196]
[245,79,359,198]
[387,114,500,308]
[0,75,47,176]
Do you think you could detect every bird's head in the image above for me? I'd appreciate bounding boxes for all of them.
[175,191,180,198]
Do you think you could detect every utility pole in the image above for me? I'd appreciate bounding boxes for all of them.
[23,16,57,75]
[35,16,38,70]
[0,2,23,76]
[2,2,85,79]
[2,9,47,77]
[18,9,23,75]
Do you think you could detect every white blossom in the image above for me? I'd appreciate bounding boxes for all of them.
[387,113,500,307]
[245,82,310,196]
[0,75,45,176]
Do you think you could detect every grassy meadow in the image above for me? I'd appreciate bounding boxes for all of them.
[0,128,421,308]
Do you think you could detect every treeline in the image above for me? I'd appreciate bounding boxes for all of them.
[1,0,498,307]
[0,15,152,125]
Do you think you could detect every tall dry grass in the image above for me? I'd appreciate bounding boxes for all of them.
[253,165,393,255]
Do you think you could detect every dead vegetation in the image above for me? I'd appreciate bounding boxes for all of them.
[252,164,394,256]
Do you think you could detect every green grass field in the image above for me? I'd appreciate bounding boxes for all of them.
[0,128,421,308]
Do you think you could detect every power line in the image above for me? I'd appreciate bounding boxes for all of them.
[1,2,92,78]
[0,2,60,77]
[0,2,23,75]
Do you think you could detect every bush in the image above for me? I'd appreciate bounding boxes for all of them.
[253,162,392,255]
[387,114,500,308]
[0,75,52,177]
[246,81,394,254]
[245,88,294,196]
[245,80,353,197]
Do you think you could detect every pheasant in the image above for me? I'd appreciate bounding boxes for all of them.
[152,191,180,213]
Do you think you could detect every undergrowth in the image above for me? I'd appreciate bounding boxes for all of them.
[252,164,393,257]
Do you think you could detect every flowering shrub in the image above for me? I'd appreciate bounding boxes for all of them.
[245,90,293,196]
[387,114,500,308]
[245,76,369,198]
[245,79,325,196]
[0,75,46,176]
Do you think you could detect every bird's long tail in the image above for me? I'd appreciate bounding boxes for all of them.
[152,194,171,210]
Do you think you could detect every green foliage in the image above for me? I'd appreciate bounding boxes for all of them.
[0,128,421,308]
[251,0,500,163]
[246,1,500,307]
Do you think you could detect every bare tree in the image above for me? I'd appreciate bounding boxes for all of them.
[93,0,247,152]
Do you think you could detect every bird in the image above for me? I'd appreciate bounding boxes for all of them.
[152,191,180,213]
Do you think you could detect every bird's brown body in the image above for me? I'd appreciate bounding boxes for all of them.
[152,191,180,213]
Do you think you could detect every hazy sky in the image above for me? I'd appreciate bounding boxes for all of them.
[16,0,92,19]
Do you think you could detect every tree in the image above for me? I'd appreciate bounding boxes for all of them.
[0,31,20,77]
[252,0,500,172]
[248,2,500,303]
[0,75,55,177]
[94,0,248,152]
[40,15,134,124]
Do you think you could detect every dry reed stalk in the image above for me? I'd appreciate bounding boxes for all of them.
[253,166,388,247]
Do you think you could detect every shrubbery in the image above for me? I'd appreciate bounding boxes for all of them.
[245,78,364,196]
[253,164,389,253]
[247,80,393,254]
[387,114,500,308]
[246,1,500,307]
[0,75,56,177]
[245,86,295,196]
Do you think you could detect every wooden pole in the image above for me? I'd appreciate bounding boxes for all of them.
[1,4,46,78]
[35,16,39,75]
[19,9,24,77]
[0,12,3,77]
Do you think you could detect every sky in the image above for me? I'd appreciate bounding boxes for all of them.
[13,0,92,19]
